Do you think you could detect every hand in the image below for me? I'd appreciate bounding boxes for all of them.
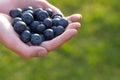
[0,0,82,59]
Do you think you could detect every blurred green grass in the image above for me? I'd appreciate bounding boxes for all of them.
[0,0,120,80]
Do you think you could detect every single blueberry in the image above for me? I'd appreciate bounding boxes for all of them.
[33,8,43,19]
[20,30,31,43]
[37,10,49,21]
[43,18,52,28]
[9,8,22,18]
[54,26,65,37]
[30,34,43,46]
[12,17,22,26]
[52,18,60,26]
[36,24,46,33]
[23,6,33,11]
[21,13,34,25]
[14,21,27,34]
[58,18,68,28]
[43,29,54,40]
[30,21,40,32]
[45,8,53,17]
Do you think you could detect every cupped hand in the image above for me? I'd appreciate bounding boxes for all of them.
[0,0,82,59]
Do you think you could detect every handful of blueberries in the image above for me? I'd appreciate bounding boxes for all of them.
[9,6,69,46]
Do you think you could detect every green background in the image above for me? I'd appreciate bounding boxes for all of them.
[0,0,120,80]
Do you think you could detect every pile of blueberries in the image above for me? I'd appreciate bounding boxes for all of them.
[9,6,69,46]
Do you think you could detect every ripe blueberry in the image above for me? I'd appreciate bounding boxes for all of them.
[58,18,68,28]
[21,13,34,25]
[43,18,52,28]
[52,18,60,26]
[54,26,65,36]
[43,29,54,40]
[12,17,22,26]
[33,8,43,16]
[31,34,43,46]
[9,8,22,18]
[36,24,46,33]
[37,11,49,21]
[14,21,27,34]
[30,21,40,32]
[45,8,53,17]
[20,30,31,43]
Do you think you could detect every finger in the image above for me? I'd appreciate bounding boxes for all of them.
[66,22,81,30]
[41,29,77,52]
[67,14,82,23]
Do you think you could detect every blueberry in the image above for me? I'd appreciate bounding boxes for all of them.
[54,26,65,36]
[33,8,43,19]
[9,8,22,18]
[52,18,60,26]
[23,10,34,15]
[43,18,52,28]
[58,18,68,28]
[33,8,43,15]
[43,29,54,40]
[37,10,49,21]
[52,13,62,19]
[31,34,43,46]
[21,13,34,25]
[30,21,40,32]
[36,24,46,33]
[20,30,31,43]
[23,6,33,11]
[14,21,27,34]
[45,8,53,17]
[12,17,22,26]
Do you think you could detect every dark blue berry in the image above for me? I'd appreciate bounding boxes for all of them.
[31,34,43,46]
[21,13,34,25]
[52,18,60,26]
[43,18,52,28]
[37,11,49,21]
[9,8,22,18]
[58,18,68,28]
[54,26,65,36]
[20,30,31,43]
[14,21,27,34]
[23,6,33,11]
[30,21,40,32]
[36,24,46,33]
[12,17,22,26]
[33,8,43,16]
[43,29,54,40]
[45,8,53,17]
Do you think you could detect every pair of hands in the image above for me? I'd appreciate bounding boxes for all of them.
[0,0,82,59]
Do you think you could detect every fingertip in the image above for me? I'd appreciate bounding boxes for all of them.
[67,14,82,23]
[66,22,81,30]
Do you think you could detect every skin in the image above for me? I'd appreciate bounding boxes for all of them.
[0,0,82,59]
